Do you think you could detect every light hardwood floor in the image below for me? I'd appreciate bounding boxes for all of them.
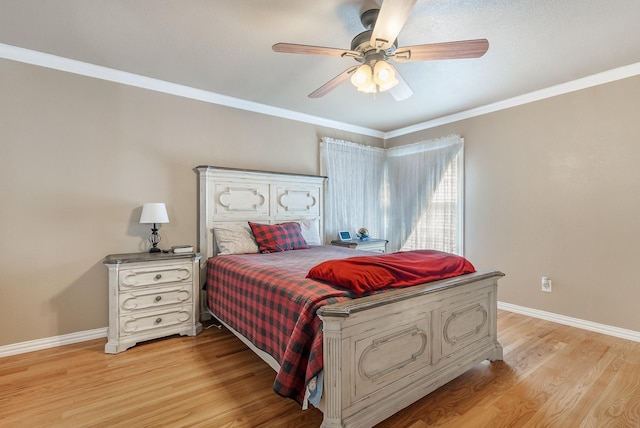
[2,310,639,427]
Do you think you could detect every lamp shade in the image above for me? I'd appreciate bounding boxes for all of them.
[140,203,169,224]
[350,64,374,92]
[373,61,399,92]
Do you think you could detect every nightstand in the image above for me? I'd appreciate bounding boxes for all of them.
[103,252,202,354]
[331,238,388,253]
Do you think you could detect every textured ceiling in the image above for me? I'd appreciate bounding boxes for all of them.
[1,0,639,133]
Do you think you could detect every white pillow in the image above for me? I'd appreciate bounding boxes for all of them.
[298,219,322,246]
[213,224,259,255]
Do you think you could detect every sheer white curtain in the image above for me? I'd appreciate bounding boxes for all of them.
[401,150,463,254]
[320,137,385,243]
[386,135,463,253]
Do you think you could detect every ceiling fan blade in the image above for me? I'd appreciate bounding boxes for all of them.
[308,66,359,98]
[393,39,489,62]
[273,43,362,59]
[388,65,413,101]
[370,0,417,51]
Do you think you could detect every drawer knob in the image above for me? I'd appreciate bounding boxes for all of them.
[154,296,162,302]
[154,274,162,280]
[155,317,162,324]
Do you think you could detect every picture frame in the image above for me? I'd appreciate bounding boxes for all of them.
[338,230,352,241]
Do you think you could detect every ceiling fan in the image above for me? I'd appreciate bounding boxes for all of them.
[272,0,489,101]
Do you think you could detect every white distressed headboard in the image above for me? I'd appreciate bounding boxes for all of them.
[196,165,327,267]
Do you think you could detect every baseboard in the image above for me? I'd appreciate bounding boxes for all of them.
[2,304,639,358]
[498,302,640,343]
[0,327,107,358]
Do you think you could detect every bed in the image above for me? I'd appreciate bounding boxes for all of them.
[196,165,504,428]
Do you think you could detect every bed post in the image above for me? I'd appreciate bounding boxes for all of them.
[488,285,504,361]
[196,166,212,321]
[319,314,346,428]
[196,166,212,278]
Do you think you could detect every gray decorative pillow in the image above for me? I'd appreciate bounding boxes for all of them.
[213,224,259,255]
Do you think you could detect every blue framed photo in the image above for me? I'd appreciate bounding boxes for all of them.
[338,231,352,241]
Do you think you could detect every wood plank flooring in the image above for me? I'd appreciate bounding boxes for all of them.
[1,310,639,427]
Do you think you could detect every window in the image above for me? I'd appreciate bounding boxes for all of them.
[401,150,463,254]
[321,135,464,254]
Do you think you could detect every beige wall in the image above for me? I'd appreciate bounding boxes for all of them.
[2,55,639,347]
[0,59,382,346]
[389,75,640,332]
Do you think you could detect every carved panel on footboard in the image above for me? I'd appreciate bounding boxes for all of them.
[351,310,431,400]
[438,296,491,361]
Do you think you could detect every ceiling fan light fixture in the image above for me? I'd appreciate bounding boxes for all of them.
[373,60,399,92]
[351,64,374,91]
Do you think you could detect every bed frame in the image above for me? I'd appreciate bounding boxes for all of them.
[196,165,504,428]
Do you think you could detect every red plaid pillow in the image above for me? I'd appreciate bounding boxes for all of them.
[248,221,309,253]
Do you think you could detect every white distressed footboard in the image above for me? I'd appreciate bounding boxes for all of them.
[317,271,504,428]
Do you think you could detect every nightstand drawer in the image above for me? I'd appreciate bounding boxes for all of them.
[120,306,193,336]
[119,263,192,289]
[119,284,192,313]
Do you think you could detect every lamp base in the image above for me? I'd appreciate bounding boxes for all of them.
[148,223,162,253]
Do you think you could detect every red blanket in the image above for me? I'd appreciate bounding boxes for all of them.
[307,249,476,296]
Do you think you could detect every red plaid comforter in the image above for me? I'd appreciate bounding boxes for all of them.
[206,246,356,405]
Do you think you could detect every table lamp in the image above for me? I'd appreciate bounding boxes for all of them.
[140,203,169,252]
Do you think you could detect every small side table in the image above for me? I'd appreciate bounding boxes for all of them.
[103,251,202,354]
[330,238,388,253]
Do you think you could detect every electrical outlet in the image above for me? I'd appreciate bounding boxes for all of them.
[541,277,552,292]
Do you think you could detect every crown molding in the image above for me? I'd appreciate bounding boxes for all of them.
[385,62,640,139]
[0,43,384,139]
[2,43,638,141]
